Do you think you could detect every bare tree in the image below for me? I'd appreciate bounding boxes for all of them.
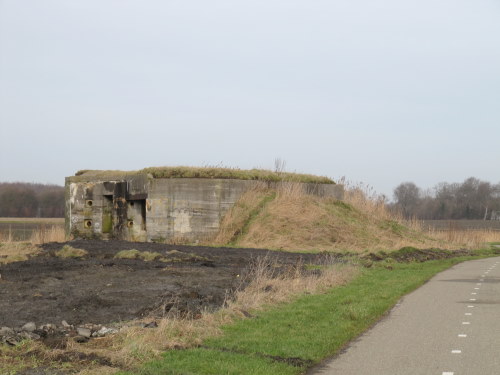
[393,182,421,218]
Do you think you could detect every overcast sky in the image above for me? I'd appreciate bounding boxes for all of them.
[1,0,499,199]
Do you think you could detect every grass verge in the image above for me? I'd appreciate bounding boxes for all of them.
[119,252,497,375]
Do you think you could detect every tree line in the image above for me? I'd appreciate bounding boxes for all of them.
[0,182,64,218]
[392,177,500,220]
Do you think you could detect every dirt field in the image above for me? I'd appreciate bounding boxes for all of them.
[0,240,323,329]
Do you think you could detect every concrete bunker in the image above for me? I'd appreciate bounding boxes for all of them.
[65,168,344,242]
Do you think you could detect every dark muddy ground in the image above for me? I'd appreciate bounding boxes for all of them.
[0,240,325,329]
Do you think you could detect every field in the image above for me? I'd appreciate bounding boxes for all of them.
[0,217,64,242]
[0,240,325,329]
[422,219,500,231]
[0,239,344,374]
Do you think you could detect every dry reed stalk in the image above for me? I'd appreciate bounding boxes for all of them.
[30,225,66,244]
[275,181,305,198]
[228,255,356,312]
[428,228,500,249]
[343,186,393,221]
[0,225,13,243]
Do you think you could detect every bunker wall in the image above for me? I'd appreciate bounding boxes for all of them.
[65,176,344,242]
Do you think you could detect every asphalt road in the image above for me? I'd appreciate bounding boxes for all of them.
[314,256,500,375]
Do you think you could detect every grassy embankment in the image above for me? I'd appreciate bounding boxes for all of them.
[211,182,498,252]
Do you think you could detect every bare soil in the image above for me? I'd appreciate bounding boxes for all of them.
[0,240,322,329]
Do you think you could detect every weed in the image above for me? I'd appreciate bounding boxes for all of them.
[114,250,164,262]
[55,245,88,258]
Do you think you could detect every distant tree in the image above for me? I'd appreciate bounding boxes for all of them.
[393,182,421,218]
[391,177,500,220]
[0,187,38,217]
[38,190,65,217]
[0,182,64,217]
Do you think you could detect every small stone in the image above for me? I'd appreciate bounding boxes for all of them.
[76,327,91,338]
[144,321,158,328]
[22,322,36,332]
[61,320,71,328]
[4,336,20,346]
[0,327,14,336]
[73,335,88,343]
[40,323,56,332]
[95,327,118,337]
[33,329,48,338]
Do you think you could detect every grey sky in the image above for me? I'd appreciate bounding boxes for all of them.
[1,0,499,198]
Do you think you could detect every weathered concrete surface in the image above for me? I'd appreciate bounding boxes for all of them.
[146,178,255,242]
[65,174,344,242]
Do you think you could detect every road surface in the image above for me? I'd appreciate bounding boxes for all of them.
[314,256,500,375]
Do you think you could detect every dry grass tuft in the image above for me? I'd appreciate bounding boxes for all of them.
[30,225,66,244]
[114,249,164,261]
[0,242,41,264]
[229,255,355,311]
[55,245,88,258]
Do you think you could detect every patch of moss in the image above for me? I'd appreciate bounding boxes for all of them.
[114,249,164,261]
[55,245,88,258]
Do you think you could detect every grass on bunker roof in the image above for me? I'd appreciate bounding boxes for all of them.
[74,166,335,184]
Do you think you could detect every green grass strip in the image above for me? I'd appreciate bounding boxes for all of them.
[120,254,495,375]
[228,191,276,246]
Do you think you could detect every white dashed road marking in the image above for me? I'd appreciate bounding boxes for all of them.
[458,334,467,337]
[451,350,462,354]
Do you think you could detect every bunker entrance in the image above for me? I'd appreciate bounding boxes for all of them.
[102,195,113,234]
[126,199,147,241]
[127,199,146,230]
